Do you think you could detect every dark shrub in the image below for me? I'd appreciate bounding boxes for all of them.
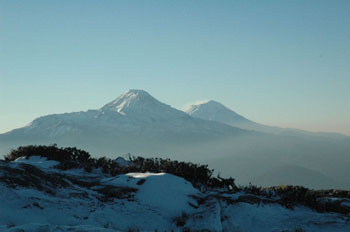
[4,145,237,191]
[5,144,91,170]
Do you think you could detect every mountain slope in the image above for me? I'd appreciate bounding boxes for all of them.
[186,100,283,133]
[186,100,348,139]
[100,89,186,120]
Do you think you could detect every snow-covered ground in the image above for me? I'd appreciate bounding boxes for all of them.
[13,156,60,169]
[1,157,350,232]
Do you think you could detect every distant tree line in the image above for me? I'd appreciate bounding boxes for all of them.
[4,144,237,191]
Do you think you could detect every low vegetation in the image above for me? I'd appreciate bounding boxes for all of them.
[4,144,350,215]
[4,144,237,191]
[241,184,350,214]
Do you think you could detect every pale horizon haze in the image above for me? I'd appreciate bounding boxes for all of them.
[1,1,349,135]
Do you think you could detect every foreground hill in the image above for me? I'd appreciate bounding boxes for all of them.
[1,146,350,232]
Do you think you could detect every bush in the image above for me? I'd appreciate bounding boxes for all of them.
[4,145,237,191]
[5,144,92,170]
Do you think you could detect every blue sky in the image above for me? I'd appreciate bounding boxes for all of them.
[0,0,349,135]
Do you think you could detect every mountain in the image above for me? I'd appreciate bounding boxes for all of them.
[1,90,350,190]
[186,100,248,125]
[0,90,245,156]
[185,100,350,189]
[186,100,348,139]
[101,89,184,119]
[186,100,279,133]
[1,151,350,231]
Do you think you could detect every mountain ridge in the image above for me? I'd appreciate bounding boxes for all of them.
[186,100,348,139]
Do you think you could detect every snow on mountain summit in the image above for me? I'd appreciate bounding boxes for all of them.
[185,100,285,133]
[186,100,248,123]
[101,89,157,113]
[100,89,188,119]
[186,100,341,136]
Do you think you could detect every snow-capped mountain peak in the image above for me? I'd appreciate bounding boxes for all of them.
[99,89,190,121]
[186,100,232,116]
[185,100,246,122]
[100,89,160,115]
[185,100,285,133]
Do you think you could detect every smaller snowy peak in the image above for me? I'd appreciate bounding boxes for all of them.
[185,100,245,121]
[185,100,284,133]
[186,100,229,115]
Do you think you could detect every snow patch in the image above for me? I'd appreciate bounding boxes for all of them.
[114,157,132,167]
[13,156,59,169]
[102,172,200,217]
